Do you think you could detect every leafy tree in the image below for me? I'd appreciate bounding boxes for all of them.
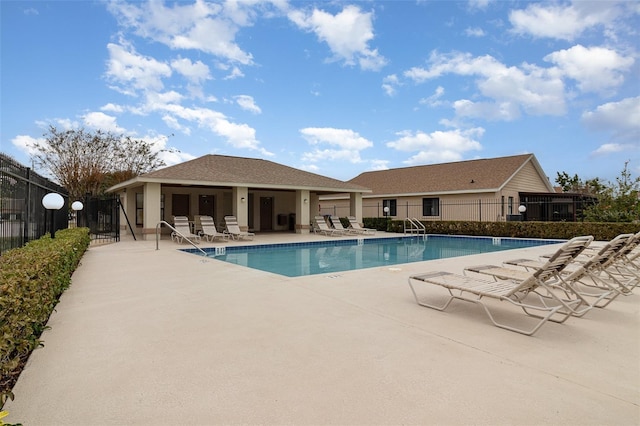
[579,161,639,223]
[555,171,606,195]
[30,126,165,200]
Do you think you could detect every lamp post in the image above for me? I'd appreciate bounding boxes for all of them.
[383,206,390,217]
[42,193,65,238]
[71,201,84,228]
[518,205,527,221]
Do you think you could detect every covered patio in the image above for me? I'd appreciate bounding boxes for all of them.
[107,155,370,240]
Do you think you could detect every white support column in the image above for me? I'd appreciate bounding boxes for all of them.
[142,182,161,240]
[350,192,363,222]
[296,190,311,234]
[233,186,249,230]
[310,193,320,217]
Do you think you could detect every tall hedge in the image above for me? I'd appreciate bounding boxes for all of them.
[0,228,90,406]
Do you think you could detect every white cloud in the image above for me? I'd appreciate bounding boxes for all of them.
[302,148,364,164]
[105,41,172,95]
[235,95,262,114]
[158,103,272,156]
[106,0,254,65]
[162,115,191,135]
[171,57,212,85]
[288,5,387,71]
[382,74,400,96]
[468,0,494,10]
[582,96,640,150]
[453,99,521,121]
[386,128,484,165]
[300,127,373,164]
[369,159,389,171]
[592,143,635,155]
[223,66,245,80]
[419,86,446,107]
[100,103,125,113]
[11,135,43,156]
[464,27,486,37]
[405,51,566,120]
[544,45,634,95]
[137,133,196,167]
[82,112,126,133]
[509,1,629,41]
[300,127,373,150]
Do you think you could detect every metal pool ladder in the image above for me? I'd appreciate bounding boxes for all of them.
[404,218,426,236]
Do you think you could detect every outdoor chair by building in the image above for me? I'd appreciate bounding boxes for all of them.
[223,216,255,240]
[197,215,228,242]
[313,216,344,236]
[171,216,201,244]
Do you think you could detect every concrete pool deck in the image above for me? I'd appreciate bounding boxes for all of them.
[3,232,639,425]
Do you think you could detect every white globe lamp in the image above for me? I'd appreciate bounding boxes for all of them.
[42,193,65,238]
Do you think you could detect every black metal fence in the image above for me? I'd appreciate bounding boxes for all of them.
[321,197,592,222]
[75,194,121,243]
[1,153,69,255]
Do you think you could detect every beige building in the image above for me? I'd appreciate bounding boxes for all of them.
[107,154,370,239]
[320,154,555,222]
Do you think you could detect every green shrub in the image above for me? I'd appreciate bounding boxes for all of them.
[0,228,90,406]
[382,220,639,241]
[363,217,393,232]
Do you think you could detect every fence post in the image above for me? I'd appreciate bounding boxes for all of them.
[479,199,482,222]
[24,167,31,246]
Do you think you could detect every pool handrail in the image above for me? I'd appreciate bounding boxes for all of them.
[404,218,426,235]
[156,221,207,256]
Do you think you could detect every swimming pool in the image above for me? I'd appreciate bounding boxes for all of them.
[182,235,562,278]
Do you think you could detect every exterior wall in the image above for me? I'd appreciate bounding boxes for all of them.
[502,162,551,193]
[319,161,553,222]
[321,192,518,222]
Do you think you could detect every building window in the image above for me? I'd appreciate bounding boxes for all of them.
[383,199,397,216]
[422,198,440,216]
[136,193,143,226]
[136,193,165,225]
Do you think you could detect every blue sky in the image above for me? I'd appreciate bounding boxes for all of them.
[1,1,639,185]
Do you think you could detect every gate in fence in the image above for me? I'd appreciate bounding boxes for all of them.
[75,194,121,243]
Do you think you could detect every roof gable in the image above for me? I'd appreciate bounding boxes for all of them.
[349,154,550,196]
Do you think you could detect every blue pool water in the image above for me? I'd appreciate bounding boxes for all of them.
[182,235,562,278]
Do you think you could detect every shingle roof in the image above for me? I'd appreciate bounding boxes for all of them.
[122,155,369,192]
[349,154,540,196]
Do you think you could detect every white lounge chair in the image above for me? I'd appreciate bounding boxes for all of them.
[329,216,356,234]
[171,216,201,244]
[407,236,593,336]
[464,235,627,313]
[313,216,343,236]
[500,233,637,299]
[224,216,255,240]
[347,216,375,235]
[198,215,228,242]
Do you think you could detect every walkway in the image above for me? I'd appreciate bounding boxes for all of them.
[3,233,639,425]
